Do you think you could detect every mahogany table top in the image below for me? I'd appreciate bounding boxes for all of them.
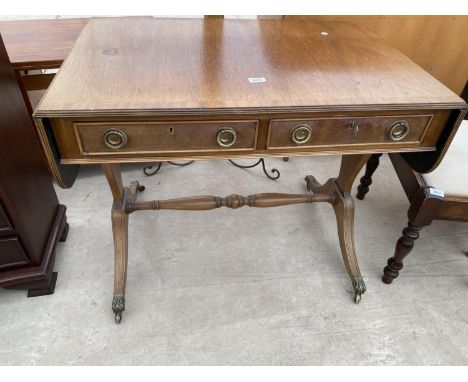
[35,17,464,118]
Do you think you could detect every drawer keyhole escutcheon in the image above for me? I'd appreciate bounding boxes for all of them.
[387,120,410,141]
[102,128,128,149]
[215,127,237,148]
[348,121,359,135]
[291,124,312,144]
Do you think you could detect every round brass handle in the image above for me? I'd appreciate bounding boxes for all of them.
[387,120,410,141]
[215,127,237,148]
[291,124,312,144]
[102,128,128,149]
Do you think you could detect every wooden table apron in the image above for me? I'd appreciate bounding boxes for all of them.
[32,17,467,323]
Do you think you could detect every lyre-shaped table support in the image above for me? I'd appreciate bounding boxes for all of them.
[102,154,370,323]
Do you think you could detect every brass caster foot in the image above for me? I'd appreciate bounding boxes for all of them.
[354,292,362,304]
[352,278,366,304]
[112,294,125,324]
[115,312,122,324]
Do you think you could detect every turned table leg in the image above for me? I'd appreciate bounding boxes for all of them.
[356,153,382,200]
[382,186,443,284]
[382,223,421,284]
[103,164,143,323]
[306,154,370,302]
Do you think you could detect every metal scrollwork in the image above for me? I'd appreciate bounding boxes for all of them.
[143,161,195,176]
[143,158,281,180]
[229,158,280,180]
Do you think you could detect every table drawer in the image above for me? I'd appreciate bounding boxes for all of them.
[75,120,258,155]
[267,115,433,149]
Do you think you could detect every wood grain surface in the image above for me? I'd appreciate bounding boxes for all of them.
[0,18,88,70]
[267,114,433,149]
[288,16,468,96]
[35,17,464,118]
[75,119,258,155]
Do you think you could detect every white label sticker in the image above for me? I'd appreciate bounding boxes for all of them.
[429,187,444,198]
[248,77,267,83]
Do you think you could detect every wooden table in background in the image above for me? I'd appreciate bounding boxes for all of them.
[0,18,87,103]
[32,17,467,323]
[0,18,87,70]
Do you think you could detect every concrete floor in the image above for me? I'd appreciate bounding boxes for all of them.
[0,154,467,365]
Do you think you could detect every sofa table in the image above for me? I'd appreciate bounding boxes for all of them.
[34,17,467,323]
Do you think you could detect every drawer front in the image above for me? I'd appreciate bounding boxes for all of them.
[75,120,258,155]
[267,115,433,149]
[0,237,30,270]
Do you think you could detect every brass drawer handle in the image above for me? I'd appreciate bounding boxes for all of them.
[102,128,128,149]
[215,127,237,148]
[387,120,410,141]
[291,124,312,144]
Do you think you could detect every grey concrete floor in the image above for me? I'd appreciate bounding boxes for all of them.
[1,154,467,365]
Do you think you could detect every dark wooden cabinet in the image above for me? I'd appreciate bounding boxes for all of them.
[0,34,68,296]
